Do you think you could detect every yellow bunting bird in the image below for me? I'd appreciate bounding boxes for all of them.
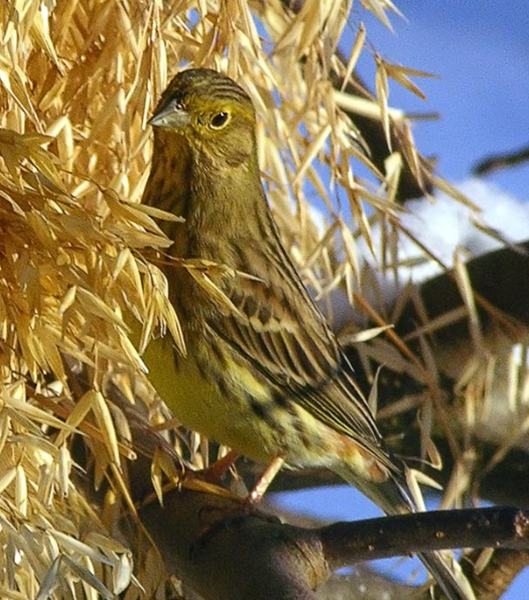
[141,68,474,600]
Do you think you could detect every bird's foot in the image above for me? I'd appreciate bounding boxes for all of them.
[190,456,285,557]
[190,500,280,558]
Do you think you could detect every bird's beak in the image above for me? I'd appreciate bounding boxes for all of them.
[148,100,190,129]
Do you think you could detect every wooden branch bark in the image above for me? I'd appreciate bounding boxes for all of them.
[139,483,529,600]
[465,548,529,600]
[139,486,324,600]
[474,143,529,176]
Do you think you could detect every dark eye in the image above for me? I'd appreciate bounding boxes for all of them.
[210,112,230,129]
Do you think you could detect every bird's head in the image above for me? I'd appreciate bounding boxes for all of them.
[149,68,257,168]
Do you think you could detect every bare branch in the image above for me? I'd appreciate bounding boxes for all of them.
[139,484,529,600]
[321,507,529,570]
[474,144,529,176]
[465,548,529,600]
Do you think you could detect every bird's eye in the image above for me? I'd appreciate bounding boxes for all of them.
[210,112,230,129]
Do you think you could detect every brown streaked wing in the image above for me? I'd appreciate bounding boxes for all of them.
[205,251,385,452]
[212,271,341,388]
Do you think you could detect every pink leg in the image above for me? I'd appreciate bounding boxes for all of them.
[247,457,285,503]
[191,456,285,554]
[201,449,240,483]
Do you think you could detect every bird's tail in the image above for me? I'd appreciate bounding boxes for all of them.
[335,467,476,600]
[419,551,475,600]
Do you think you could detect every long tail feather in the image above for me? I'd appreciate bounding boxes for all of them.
[335,468,476,600]
[420,551,475,600]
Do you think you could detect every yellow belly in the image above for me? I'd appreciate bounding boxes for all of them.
[139,329,381,483]
[141,332,284,462]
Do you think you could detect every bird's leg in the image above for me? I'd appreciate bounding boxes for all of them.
[191,456,285,556]
[200,449,240,484]
[247,456,285,503]
[200,453,284,501]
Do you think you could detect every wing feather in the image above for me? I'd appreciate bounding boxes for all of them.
[204,244,385,453]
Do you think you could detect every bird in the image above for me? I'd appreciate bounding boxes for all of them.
[141,67,474,600]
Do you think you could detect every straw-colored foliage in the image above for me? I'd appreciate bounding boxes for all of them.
[0,0,522,598]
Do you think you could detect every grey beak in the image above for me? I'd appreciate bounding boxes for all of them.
[148,100,190,129]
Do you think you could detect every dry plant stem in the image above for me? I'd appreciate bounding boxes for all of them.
[397,241,529,345]
[278,0,433,202]
[140,483,529,600]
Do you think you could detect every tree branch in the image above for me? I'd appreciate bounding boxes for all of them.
[473,143,529,176]
[321,507,529,570]
[139,483,529,600]
[465,548,529,600]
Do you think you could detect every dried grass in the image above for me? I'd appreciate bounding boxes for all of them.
[0,0,519,597]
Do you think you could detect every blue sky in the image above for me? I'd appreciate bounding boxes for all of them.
[273,3,529,598]
[355,1,529,201]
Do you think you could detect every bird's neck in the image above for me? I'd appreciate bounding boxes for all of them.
[142,133,192,229]
[186,152,271,265]
[143,135,271,266]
